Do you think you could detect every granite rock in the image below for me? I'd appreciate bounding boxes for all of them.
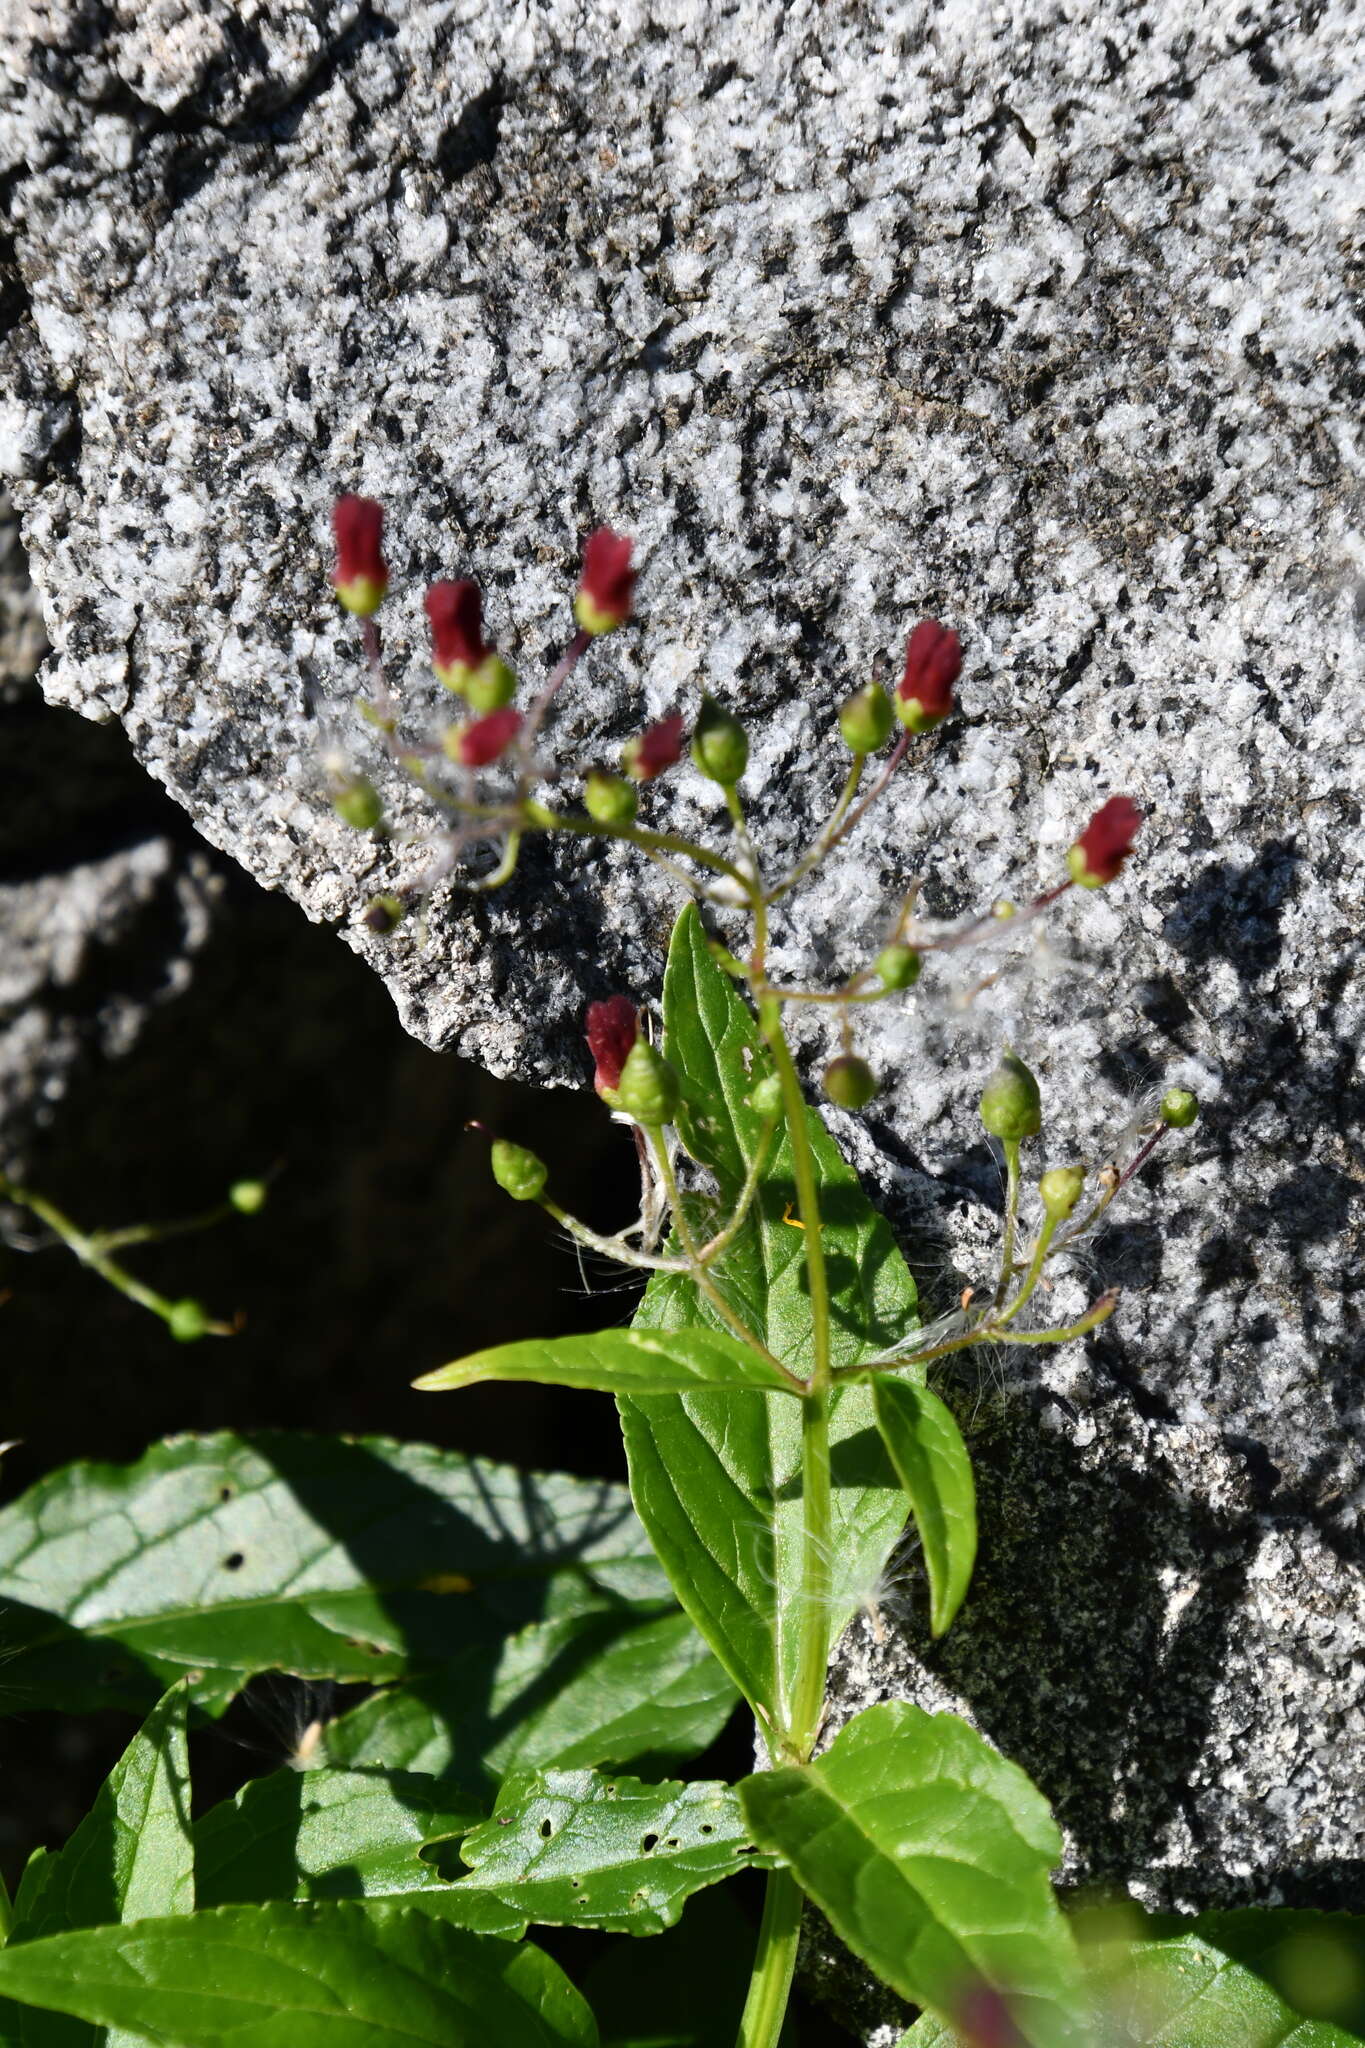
[4,0,1364,2023]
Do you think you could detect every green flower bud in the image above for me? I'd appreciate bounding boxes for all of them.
[583,768,639,827]
[1039,1165,1085,1219]
[838,682,893,755]
[167,1297,211,1343]
[823,1055,878,1111]
[691,695,749,786]
[1160,1086,1199,1130]
[362,895,405,935]
[747,1070,784,1120]
[228,1179,268,1215]
[464,655,518,714]
[333,777,383,832]
[491,1139,549,1202]
[979,1051,1042,1143]
[615,1038,682,1126]
[876,943,921,991]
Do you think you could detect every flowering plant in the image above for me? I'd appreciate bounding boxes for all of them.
[0,509,1353,2048]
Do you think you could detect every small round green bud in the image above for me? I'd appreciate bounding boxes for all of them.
[464,655,517,714]
[691,695,749,786]
[333,778,383,832]
[615,1038,682,1126]
[748,1070,784,1120]
[583,768,639,827]
[979,1051,1042,1143]
[838,682,893,755]
[1160,1087,1199,1130]
[491,1139,549,1202]
[362,895,405,935]
[167,1297,211,1343]
[823,1055,878,1111]
[876,943,921,991]
[1039,1165,1085,1219]
[228,1179,268,1215]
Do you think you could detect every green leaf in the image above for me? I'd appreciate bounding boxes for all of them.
[620,905,915,1730]
[448,1768,772,1936]
[0,1903,599,2047]
[194,1767,485,1908]
[872,1377,977,1636]
[1092,1907,1365,2047]
[6,1683,193,2048]
[322,1607,738,1781]
[0,1431,669,1711]
[416,1327,799,1398]
[901,1908,1365,2045]
[739,1701,1087,2048]
[11,1685,192,1943]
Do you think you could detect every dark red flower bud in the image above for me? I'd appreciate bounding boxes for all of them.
[453,706,522,768]
[622,714,686,782]
[1067,795,1143,888]
[425,580,516,707]
[574,528,635,636]
[332,496,388,616]
[895,618,960,732]
[585,995,639,1098]
[426,579,487,676]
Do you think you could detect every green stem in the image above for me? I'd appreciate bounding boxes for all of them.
[790,1388,833,1754]
[764,757,864,908]
[992,1139,1021,1311]
[993,1214,1060,1329]
[758,1025,832,1394]
[753,1005,835,1756]
[991,1290,1119,1344]
[648,1132,793,1380]
[524,803,747,887]
[736,1866,802,2048]
[0,1176,229,1334]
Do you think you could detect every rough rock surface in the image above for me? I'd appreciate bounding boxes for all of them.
[0,489,219,1158]
[3,0,1364,2027]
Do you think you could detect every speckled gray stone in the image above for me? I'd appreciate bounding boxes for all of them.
[4,0,1364,2024]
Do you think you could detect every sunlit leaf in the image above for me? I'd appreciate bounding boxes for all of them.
[322,1607,737,1781]
[448,1768,772,1936]
[741,1701,1086,2048]
[873,1376,976,1635]
[0,1432,668,1711]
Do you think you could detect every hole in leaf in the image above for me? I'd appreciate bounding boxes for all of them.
[539,1818,553,1839]
[665,1838,679,1850]
[640,1833,659,1853]
[223,1552,245,1571]
[218,1485,235,1502]
[699,1823,714,1835]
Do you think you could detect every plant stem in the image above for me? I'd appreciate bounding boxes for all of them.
[992,1139,1021,1311]
[993,1215,1060,1329]
[0,1176,230,1335]
[736,1866,802,2048]
[753,1008,836,1756]
[523,803,748,887]
[648,1132,794,1380]
[758,1024,832,1396]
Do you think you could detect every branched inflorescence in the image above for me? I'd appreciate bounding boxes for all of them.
[328,494,1197,1380]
